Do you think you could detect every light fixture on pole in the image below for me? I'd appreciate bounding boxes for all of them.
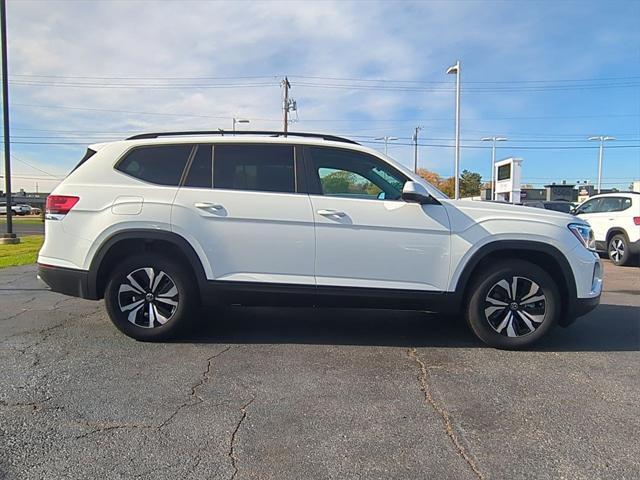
[481,136,507,200]
[375,136,398,155]
[232,118,250,132]
[588,136,615,193]
[446,60,461,199]
[412,126,422,173]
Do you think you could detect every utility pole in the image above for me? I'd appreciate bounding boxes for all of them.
[1,0,17,244]
[481,136,507,200]
[412,126,421,173]
[282,77,294,135]
[588,135,615,193]
[446,61,461,199]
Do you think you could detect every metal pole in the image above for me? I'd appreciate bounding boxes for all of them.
[384,137,388,155]
[491,139,496,200]
[413,126,421,173]
[453,61,461,200]
[597,140,603,194]
[1,0,14,238]
[232,118,236,132]
[283,77,290,135]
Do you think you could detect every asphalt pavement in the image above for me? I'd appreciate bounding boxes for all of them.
[0,261,638,479]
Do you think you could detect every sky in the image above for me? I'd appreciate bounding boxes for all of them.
[1,0,639,193]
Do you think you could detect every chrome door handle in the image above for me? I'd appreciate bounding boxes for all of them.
[317,209,346,217]
[194,202,224,210]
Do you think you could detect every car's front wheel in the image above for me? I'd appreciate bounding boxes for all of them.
[466,260,560,349]
[104,253,198,341]
[608,234,630,266]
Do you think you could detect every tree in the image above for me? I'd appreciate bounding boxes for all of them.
[459,169,483,198]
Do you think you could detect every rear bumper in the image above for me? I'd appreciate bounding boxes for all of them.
[37,263,97,300]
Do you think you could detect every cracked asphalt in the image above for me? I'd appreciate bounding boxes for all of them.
[1,261,638,479]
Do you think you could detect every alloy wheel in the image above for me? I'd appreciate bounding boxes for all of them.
[117,267,179,328]
[484,276,547,337]
[609,238,625,263]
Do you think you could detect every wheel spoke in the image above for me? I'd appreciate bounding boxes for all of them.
[486,297,508,306]
[158,285,178,298]
[126,274,146,295]
[520,294,545,305]
[511,277,519,300]
[506,315,517,337]
[516,311,536,332]
[148,302,156,327]
[156,297,178,307]
[151,271,166,293]
[520,281,540,302]
[143,267,155,290]
[120,298,144,312]
[520,309,544,323]
[127,304,145,324]
[153,305,169,325]
[495,311,512,333]
[496,279,512,299]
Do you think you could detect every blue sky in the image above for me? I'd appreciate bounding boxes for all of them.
[2,0,639,192]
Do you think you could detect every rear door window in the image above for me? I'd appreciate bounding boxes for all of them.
[116,145,193,186]
[184,145,213,188]
[213,144,295,193]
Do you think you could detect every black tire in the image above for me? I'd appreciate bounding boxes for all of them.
[104,253,198,341]
[607,234,630,266]
[466,260,560,349]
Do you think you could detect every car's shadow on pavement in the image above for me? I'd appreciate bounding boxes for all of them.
[177,302,639,352]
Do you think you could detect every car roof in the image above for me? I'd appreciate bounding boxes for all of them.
[587,192,639,199]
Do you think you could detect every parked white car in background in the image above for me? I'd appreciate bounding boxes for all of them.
[574,192,640,266]
[37,131,602,349]
[0,203,31,215]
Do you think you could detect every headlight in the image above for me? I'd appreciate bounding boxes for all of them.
[568,223,596,251]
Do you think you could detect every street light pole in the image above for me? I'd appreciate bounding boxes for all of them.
[232,118,250,132]
[412,126,421,173]
[375,136,398,155]
[481,136,507,200]
[446,61,461,199]
[588,136,615,193]
[0,0,16,243]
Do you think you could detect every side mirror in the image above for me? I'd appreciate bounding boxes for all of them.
[402,181,432,204]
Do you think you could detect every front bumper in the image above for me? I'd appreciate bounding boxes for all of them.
[37,263,96,300]
[561,254,603,326]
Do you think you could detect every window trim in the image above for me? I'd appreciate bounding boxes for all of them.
[114,143,196,187]
[302,145,409,201]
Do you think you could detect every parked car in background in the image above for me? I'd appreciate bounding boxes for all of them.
[524,200,573,214]
[574,192,640,266]
[0,203,31,215]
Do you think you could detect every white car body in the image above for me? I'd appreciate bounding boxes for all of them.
[37,132,602,347]
[574,192,640,265]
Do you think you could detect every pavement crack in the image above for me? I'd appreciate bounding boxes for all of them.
[158,346,233,430]
[407,348,484,480]
[228,397,255,480]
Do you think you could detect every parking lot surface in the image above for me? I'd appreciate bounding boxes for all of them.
[1,261,638,479]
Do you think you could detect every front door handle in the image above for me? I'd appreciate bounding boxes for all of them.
[317,209,346,217]
[194,202,224,210]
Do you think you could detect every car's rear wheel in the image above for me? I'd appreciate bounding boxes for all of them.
[104,253,198,341]
[608,234,630,266]
[466,260,560,349]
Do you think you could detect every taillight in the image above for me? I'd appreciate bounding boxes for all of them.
[634,217,640,226]
[46,195,79,219]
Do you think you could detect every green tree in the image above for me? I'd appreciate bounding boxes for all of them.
[460,169,483,198]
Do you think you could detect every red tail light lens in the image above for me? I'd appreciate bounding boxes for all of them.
[634,217,640,226]
[46,195,79,215]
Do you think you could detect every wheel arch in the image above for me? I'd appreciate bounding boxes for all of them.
[454,240,578,325]
[88,229,208,300]
[605,228,629,244]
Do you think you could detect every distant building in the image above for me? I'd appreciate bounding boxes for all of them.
[0,189,49,209]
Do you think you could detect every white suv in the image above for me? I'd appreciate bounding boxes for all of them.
[37,131,602,349]
[574,192,640,266]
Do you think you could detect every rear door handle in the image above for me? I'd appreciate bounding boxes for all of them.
[317,209,346,217]
[194,202,224,210]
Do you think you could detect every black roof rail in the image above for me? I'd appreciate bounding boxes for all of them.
[126,130,360,145]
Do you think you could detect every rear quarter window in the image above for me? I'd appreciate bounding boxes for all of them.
[116,145,193,186]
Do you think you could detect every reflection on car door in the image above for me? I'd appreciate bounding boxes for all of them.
[305,146,451,292]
